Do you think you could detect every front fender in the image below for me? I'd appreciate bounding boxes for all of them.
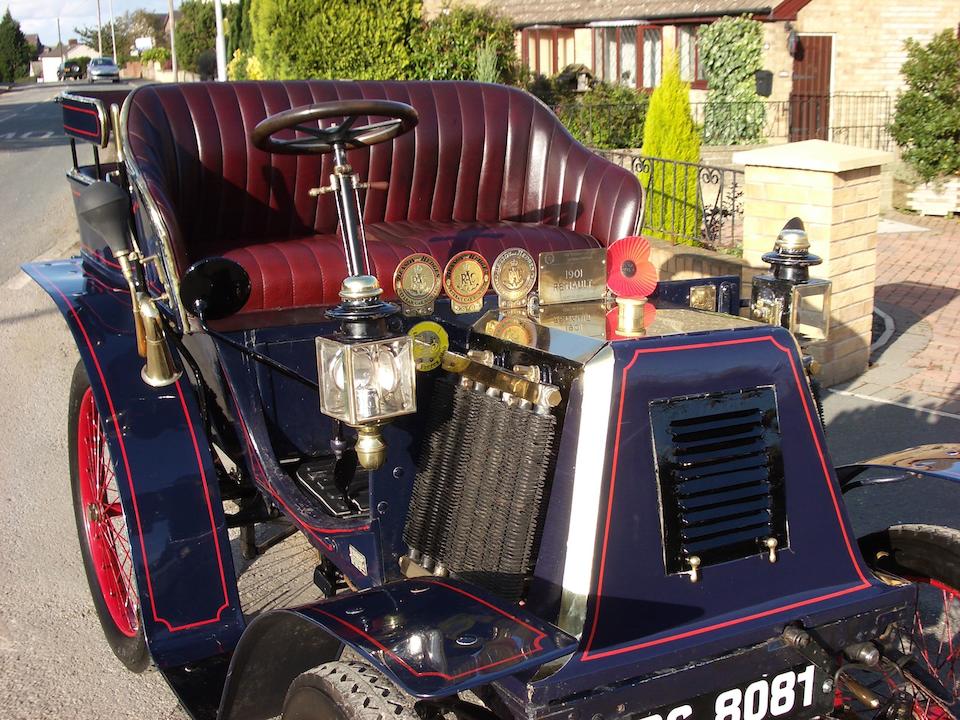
[218,577,577,718]
[837,444,960,493]
[24,259,244,667]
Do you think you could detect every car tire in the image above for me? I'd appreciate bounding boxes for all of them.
[69,361,150,672]
[281,661,420,720]
[857,524,960,716]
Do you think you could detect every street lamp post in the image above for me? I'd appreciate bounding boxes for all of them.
[213,0,226,81]
[167,0,178,81]
[108,0,117,63]
[95,0,103,56]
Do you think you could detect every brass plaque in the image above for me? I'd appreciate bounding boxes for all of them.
[538,248,607,305]
[492,248,537,308]
[443,251,490,314]
[689,284,717,312]
[394,253,442,316]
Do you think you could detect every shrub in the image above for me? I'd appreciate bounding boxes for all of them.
[175,0,216,73]
[699,16,765,145]
[639,52,702,246]
[250,0,419,80]
[890,30,960,182]
[140,47,170,65]
[227,48,265,80]
[410,5,516,82]
[555,82,649,149]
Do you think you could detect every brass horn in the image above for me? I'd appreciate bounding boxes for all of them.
[138,293,181,387]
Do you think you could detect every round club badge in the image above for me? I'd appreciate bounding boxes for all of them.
[492,248,537,308]
[408,321,449,372]
[442,251,490,314]
[394,253,442,316]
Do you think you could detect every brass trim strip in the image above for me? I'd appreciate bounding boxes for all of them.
[557,345,615,637]
[440,350,561,407]
[118,86,190,331]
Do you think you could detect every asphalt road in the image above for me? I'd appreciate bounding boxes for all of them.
[0,86,956,719]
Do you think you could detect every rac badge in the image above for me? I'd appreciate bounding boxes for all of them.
[443,251,490,314]
[492,248,537,309]
[394,253,442,316]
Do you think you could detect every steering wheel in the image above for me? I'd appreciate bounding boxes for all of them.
[251,99,418,155]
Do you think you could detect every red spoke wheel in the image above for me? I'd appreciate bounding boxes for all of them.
[69,362,149,672]
[857,524,960,720]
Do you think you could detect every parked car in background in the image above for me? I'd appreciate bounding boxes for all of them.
[57,61,83,81]
[87,57,120,83]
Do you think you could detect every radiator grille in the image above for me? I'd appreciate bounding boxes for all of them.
[650,386,787,574]
[404,378,557,600]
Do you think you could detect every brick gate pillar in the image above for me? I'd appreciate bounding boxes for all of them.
[733,140,894,387]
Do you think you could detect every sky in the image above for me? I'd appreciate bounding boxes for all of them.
[8,0,171,48]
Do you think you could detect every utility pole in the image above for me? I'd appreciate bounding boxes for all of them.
[167,0,178,80]
[57,18,64,78]
[96,0,103,56]
[108,0,117,63]
[213,0,226,81]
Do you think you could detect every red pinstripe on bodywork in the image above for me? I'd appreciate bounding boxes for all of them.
[35,266,231,632]
[581,335,871,661]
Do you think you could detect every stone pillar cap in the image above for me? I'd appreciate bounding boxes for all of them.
[732,140,894,173]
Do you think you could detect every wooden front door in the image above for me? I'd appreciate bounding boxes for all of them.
[790,35,832,141]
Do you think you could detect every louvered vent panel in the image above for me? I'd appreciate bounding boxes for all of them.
[650,386,787,574]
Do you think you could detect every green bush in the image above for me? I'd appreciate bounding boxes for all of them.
[140,47,170,65]
[639,53,702,246]
[250,0,419,80]
[175,0,216,73]
[409,5,516,82]
[699,16,765,145]
[555,82,649,149]
[890,30,960,182]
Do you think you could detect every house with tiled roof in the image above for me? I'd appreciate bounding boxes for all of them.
[427,0,958,141]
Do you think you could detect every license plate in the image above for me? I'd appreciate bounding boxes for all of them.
[637,664,822,720]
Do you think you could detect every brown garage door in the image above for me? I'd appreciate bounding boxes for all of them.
[790,35,832,141]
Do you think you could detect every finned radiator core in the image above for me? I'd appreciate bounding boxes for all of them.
[404,378,557,600]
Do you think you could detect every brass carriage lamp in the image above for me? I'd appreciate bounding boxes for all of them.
[319,276,417,470]
[750,218,832,343]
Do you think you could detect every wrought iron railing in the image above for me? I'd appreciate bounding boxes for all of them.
[555,92,893,151]
[597,150,744,253]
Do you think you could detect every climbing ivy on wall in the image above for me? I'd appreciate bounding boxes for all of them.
[699,16,765,145]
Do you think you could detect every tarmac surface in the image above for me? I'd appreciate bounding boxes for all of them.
[0,83,955,718]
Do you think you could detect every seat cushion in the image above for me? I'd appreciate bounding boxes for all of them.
[223,220,601,312]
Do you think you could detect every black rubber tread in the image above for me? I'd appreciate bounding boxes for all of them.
[859,524,960,588]
[282,661,421,720]
[68,361,150,673]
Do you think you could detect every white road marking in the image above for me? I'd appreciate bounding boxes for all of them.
[21,130,53,139]
[23,104,36,112]
[827,388,960,421]
[0,113,16,123]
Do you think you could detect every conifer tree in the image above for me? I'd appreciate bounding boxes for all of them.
[640,52,702,245]
[0,9,30,83]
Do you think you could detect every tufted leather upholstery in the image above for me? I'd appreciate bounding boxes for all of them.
[125,81,643,311]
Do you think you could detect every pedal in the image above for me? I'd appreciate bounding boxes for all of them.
[294,456,369,517]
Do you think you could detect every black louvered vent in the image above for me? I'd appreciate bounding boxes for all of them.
[650,386,787,574]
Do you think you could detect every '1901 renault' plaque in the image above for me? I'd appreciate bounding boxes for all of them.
[538,248,607,305]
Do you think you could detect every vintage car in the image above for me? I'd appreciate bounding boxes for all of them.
[30,82,959,720]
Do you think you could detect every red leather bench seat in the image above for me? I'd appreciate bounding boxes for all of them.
[124,81,643,313]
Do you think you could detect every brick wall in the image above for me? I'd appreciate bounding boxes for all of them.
[786,0,958,96]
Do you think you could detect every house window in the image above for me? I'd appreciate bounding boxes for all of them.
[592,25,662,89]
[678,25,707,87]
[521,27,576,76]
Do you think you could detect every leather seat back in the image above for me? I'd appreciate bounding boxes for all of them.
[124,80,642,273]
